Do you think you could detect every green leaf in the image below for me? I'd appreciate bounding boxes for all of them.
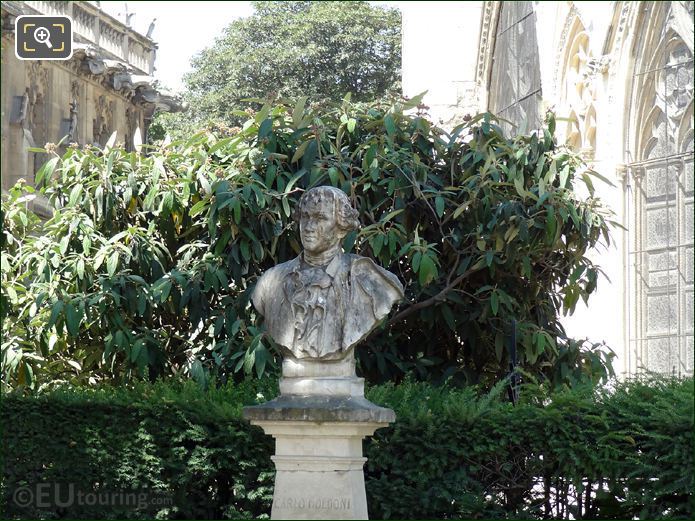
[6,285,17,303]
[371,234,384,257]
[130,339,144,363]
[514,177,526,198]
[441,304,456,331]
[435,196,445,218]
[240,240,250,262]
[68,183,83,206]
[293,97,307,127]
[285,170,306,194]
[190,200,208,217]
[162,191,174,213]
[347,118,357,133]
[258,118,273,139]
[522,256,532,278]
[291,140,311,163]
[232,198,242,224]
[495,331,504,362]
[491,291,499,316]
[419,254,437,286]
[559,165,570,188]
[255,102,271,122]
[137,292,147,316]
[143,186,158,210]
[35,157,59,187]
[545,207,557,244]
[48,300,64,328]
[384,114,396,136]
[158,280,172,303]
[412,251,422,273]
[453,201,470,219]
[65,301,81,337]
[584,168,615,187]
[380,209,404,222]
[59,235,70,255]
[402,91,426,110]
[106,252,119,276]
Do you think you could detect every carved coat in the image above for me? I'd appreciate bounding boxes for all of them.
[252,253,404,360]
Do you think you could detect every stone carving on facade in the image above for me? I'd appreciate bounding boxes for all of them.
[16,88,30,127]
[25,61,48,147]
[252,186,404,362]
[67,81,81,143]
[146,17,156,39]
[475,1,501,110]
[553,4,580,100]
[67,99,78,144]
[124,106,140,151]
[93,95,115,146]
[556,14,608,159]
[582,55,610,90]
[634,9,694,160]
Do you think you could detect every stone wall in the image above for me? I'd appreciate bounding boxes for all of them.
[401,1,483,128]
[1,1,183,213]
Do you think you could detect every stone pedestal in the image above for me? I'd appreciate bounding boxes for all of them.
[243,357,395,520]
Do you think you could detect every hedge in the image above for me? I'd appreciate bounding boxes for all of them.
[2,377,692,519]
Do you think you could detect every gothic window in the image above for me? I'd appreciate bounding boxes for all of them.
[626,3,694,375]
[488,1,542,136]
[558,15,605,158]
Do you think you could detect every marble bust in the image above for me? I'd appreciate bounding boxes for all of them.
[252,186,404,361]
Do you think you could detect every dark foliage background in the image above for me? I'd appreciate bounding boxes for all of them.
[2,97,616,392]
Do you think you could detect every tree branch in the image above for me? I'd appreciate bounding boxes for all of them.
[387,267,477,327]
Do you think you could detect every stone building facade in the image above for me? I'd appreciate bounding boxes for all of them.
[1,0,182,214]
[402,1,694,376]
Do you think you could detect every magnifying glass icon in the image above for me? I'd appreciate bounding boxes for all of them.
[34,26,53,48]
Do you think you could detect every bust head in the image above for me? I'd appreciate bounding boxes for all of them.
[295,187,359,260]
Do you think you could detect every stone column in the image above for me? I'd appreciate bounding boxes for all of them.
[243,356,394,520]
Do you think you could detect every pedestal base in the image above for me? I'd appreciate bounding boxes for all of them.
[243,396,394,520]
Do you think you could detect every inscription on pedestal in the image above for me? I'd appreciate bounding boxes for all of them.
[274,497,352,510]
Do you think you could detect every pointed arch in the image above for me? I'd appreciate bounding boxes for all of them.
[486,1,542,136]
[557,10,602,158]
[624,1,694,376]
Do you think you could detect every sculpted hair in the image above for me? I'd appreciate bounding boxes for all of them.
[295,186,360,233]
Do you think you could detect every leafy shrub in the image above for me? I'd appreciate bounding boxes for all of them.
[2,96,616,391]
[1,377,691,519]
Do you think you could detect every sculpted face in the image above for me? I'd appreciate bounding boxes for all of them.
[299,197,342,255]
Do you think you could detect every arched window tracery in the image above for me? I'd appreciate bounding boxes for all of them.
[626,3,694,375]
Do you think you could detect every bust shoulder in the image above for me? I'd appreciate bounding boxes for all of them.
[252,257,301,315]
[347,254,404,293]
